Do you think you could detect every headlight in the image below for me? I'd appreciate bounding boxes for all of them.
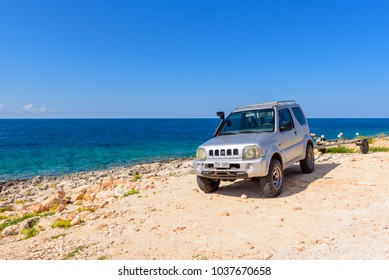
[196,148,206,160]
[243,145,260,159]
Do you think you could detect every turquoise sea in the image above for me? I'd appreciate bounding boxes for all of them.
[0,118,388,181]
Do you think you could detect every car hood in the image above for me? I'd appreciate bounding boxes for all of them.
[201,133,272,147]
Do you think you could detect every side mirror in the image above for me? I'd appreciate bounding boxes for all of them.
[217,111,225,120]
[280,121,293,132]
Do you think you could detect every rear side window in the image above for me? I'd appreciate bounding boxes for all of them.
[278,109,294,129]
[292,107,307,125]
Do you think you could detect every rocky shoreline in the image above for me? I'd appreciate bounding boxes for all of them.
[0,158,194,241]
[0,156,194,188]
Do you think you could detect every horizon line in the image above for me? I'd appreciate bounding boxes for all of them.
[1,117,389,120]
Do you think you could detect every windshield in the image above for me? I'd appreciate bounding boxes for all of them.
[219,109,275,135]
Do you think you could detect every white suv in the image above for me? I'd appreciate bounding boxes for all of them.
[193,100,314,197]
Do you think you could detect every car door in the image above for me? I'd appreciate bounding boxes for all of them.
[278,108,302,165]
[291,106,309,157]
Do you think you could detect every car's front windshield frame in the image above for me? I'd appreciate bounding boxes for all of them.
[219,108,275,136]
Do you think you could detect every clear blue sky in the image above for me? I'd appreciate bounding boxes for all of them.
[0,0,388,118]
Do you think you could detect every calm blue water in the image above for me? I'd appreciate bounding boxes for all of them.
[1,118,388,181]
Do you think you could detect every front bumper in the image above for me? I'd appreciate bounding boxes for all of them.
[193,156,270,180]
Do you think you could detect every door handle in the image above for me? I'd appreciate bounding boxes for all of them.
[294,131,298,136]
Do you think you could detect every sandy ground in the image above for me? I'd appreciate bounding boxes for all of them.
[0,149,389,260]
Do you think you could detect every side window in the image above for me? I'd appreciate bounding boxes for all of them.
[278,109,294,130]
[292,107,307,126]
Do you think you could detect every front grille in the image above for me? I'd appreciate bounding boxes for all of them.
[209,148,239,158]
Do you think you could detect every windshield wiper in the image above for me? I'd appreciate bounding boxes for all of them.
[238,130,262,134]
[220,132,238,135]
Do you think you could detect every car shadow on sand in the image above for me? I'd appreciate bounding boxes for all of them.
[215,162,340,199]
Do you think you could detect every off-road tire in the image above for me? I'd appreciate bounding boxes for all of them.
[196,176,220,193]
[260,159,283,198]
[300,144,315,173]
[359,139,369,154]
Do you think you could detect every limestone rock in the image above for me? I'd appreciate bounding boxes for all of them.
[15,204,25,211]
[84,192,96,202]
[40,196,67,211]
[30,203,46,214]
[89,185,102,194]
[38,218,53,230]
[20,217,40,230]
[98,223,108,230]
[55,204,66,213]
[70,214,83,226]
[70,186,88,203]
[58,180,73,189]
[56,190,66,199]
[2,225,19,237]
[79,211,90,221]
[66,212,77,222]
[101,177,115,190]
[96,201,109,209]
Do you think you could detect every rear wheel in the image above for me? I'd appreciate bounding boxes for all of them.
[300,144,315,173]
[196,176,220,193]
[260,159,283,198]
[359,139,369,154]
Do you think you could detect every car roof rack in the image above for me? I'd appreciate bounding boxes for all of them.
[236,100,296,111]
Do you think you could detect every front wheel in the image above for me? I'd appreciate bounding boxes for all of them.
[300,144,315,173]
[196,176,220,193]
[260,159,283,198]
